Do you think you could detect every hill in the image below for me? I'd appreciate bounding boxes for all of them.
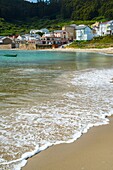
[0,0,113,21]
[0,0,113,35]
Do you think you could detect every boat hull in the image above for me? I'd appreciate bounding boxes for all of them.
[4,54,17,57]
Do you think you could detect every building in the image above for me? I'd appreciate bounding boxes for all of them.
[30,28,49,34]
[97,20,113,36]
[76,25,93,41]
[0,37,12,44]
[62,25,76,41]
[17,34,41,43]
[36,30,69,47]
[38,33,62,46]
[54,30,68,38]
[16,35,26,42]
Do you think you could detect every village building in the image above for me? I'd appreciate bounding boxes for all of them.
[0,36,4,44]
[30,29,41,34]
[53,30,69,44]
[62,25,76,41]
[17,34,41,43]
[91,22,100,37]
[36,32,62,48]
[30,28,49,34]
[16,35,26,42]
[0,37,13,44]
[97,20,113,36]
[36,30,69,48]
[76,25,93,41]
[40,28,49,34]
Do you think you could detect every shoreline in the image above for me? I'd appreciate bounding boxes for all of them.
[19,48,113,170]
[1,45,113,169]
[0,44,113,55]
[23,115,113,170]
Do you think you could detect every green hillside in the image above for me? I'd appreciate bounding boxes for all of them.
[0,0,113,21]
[69,35,113,49]
[0,0,113,35]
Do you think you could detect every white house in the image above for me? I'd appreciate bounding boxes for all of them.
[30,28,49,34]
[16,35,26,41]
[76,25,93,41]
[40,28,49,34]
[17,34,41,42]
[97,20,113,36]
[0,36,4,44]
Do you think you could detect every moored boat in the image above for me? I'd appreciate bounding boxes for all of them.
[4,54,17,57]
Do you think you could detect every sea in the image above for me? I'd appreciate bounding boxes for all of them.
[0,50,113,170]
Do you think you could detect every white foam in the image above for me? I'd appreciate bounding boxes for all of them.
[72,69,113,88]
[1,68,113,170]
[14,160,27,170]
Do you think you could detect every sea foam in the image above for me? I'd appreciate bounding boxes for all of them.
[0,68,113,170]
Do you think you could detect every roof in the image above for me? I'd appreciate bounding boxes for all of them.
[100,20,113,25]
[54,30,66,33]
[76,25,87,30]
[2,37,12,40]
[40,28,49,33]
[43,33,53,37]
[70,24,77,28]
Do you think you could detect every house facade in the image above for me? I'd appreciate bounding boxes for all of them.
[0,37,13,44]
[37,33,62,46]
[97,20,113,36]
[36,30,69,47]
[30,28,49,34]
[76,25,93,41]
[17,34,41,43]
[62,25,76,41]
[54,30,68,38]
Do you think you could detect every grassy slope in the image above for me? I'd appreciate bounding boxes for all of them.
[0,18,95,36]
[69,36,113,49]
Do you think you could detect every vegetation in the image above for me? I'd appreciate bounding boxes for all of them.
[69,35,113,49]
[0,17,97,36]
[0,0,113,21]
[0,0,113,35]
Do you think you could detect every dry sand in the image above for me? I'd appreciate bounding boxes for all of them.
[52,47,113,54]
[0,44,113,54]
[23,116,113,170]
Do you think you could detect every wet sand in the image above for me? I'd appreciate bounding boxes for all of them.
[23,116,113,170]
[1,44,113,170]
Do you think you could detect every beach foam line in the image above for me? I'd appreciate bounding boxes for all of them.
[1,68,113,170]
[0,110,112,170]
[21,111,112,170]
[4,110,112,170]
[0,143,53,170]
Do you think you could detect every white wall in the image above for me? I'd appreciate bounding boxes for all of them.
[76,27,93,41]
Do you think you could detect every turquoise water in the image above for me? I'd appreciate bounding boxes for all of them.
[0,50,113,67]
[0,50,113,170]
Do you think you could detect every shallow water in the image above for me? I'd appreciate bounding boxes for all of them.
[0,50,113,170]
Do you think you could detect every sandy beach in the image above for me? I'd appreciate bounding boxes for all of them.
[1,46,113,170]
[20,47,113,170]
[0,44,113,54]
[23,116,113,170]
